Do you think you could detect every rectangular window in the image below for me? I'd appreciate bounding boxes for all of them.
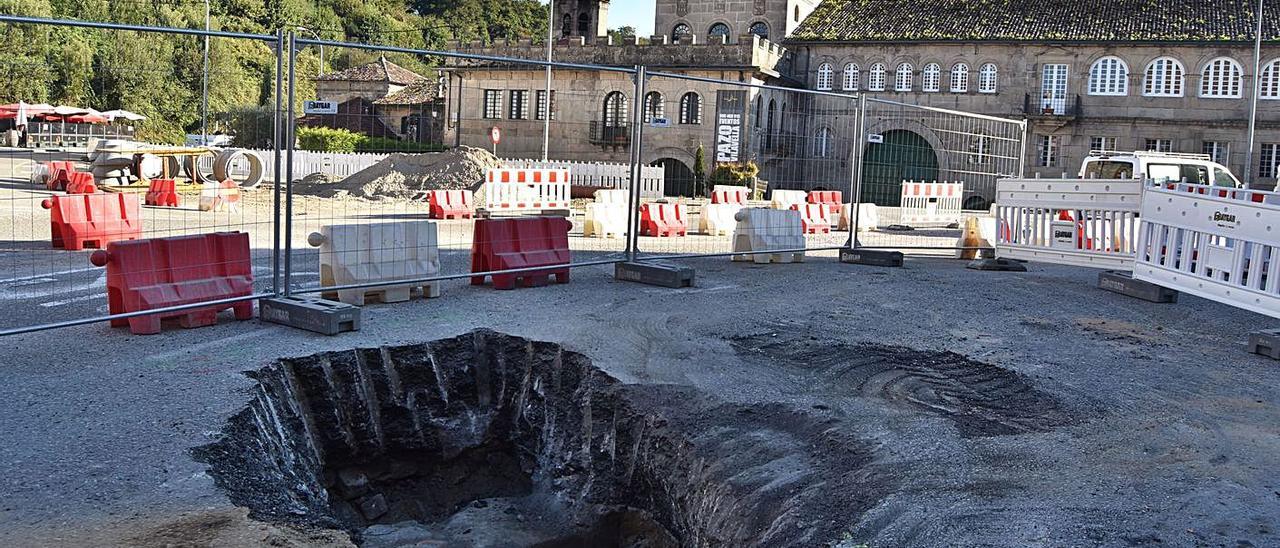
[1090,136,1117,152]
[508,90,529,120]
[1037,135,1058,167]
[482,90,502,119]
[1145,138,1172,153]
[1201,141,1229,165]
[536,90,557,121]
[1261,143,1279,179]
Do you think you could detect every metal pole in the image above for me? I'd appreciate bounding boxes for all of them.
[849,93,867,249]
[542,0,553,161]
[200,0,209,145]
[1018,121,1029,178]
[1245,0,1264,188]
[272,30,284,295]
[284,30,296,297]
[625,65,647,262]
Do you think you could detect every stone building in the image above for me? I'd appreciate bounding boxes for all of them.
[309,57,445,144]
[443,0,1280,201]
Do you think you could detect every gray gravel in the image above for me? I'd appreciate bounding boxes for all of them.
[0,257,1276,546]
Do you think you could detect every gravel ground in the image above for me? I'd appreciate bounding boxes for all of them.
[0,254,1277,547]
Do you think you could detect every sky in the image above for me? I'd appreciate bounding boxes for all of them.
[544,1,655,36]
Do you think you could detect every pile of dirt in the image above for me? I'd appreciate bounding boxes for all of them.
[293,146,501,200]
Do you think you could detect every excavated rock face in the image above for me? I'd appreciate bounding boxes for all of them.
[194,330,887,547]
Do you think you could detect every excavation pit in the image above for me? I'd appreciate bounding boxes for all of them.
[194,330,890,546]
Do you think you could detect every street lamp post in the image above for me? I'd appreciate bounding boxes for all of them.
[200,0,209,145]
[295,26,324,77]
[1245,0,1263,188]
[542,0,553,161]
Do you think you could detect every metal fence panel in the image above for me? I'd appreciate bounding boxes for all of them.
[853,98,1026,253]
[0,17,280,335]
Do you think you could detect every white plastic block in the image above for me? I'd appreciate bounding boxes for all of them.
[792,203,832,234]
[770,189,807,210]
[584,203,627,238]
[594,189,629,204]
[839,203,880,231]
[731,208,805,264]
[308,221,442,306]
[711,185,750,204]
[699,203,743,236]
[198,180,240,212]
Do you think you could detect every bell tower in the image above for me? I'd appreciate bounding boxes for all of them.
[558,0,610,44]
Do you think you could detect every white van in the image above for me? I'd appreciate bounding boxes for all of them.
[1079,151,1243,188]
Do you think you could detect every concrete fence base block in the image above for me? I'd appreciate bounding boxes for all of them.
[260,296,361,336]
[839,249,904,268]
[966,257,1028,272]
[1097,271,1178,303]
[615,261,695,289]
[1247,330,1280,360]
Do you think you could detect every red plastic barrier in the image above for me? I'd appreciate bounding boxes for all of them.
[470,217,571,290]
[42,193,143,250]
[145,179,180,207]
[44,161,75,191]
[711,187,748,204]
[64,171,97,194]
[790,203,832,234]
[640,203,689,237]
[89,232,254,335]
[428,189,474,219]
[807,190,843,219]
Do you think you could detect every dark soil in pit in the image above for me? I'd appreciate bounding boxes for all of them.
[731,333,1079,437]
[193,330,893,547]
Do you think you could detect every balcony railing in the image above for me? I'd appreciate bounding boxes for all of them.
[588,121,630,149]
[1025,92,1081,118]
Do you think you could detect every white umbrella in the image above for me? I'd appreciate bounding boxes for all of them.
[101,109,146,122]
[52,105,88,116]
[15,101,27,127]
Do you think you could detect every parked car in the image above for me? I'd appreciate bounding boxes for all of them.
[1079,150,1242,188]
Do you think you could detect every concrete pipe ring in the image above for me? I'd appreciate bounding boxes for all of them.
[183,153,218,183]
[213,148,265,189]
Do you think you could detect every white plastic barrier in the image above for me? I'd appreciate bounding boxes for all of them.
[1134,184,1280,319]
[838,203,880,232]
[770,189,807,210]
[712,185,750,204]
[584,189,628,238]
[307,221,442,306]
[699,203,743,236]
[483,168,571,213]
[731,208,805,264]
[994,178,1143,269]
[899,181,964,226]
[791,203,832,234]
[198,180,241,212]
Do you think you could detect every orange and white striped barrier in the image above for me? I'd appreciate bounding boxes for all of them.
[483,168,570,213]
[899,181,963,226]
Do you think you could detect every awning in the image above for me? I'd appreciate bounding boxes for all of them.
[101,109,147,122]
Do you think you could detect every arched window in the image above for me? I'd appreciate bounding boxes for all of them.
[577,13,590,35]
[679,92,702,124]
[603,91,628,127]
[950,63,969,93]
[868,63,886,91]
[672,23,691,40]
[749,22,768,39]
[1200,57,1243,98]
[842,63,859,91]
[1143,57,1185,97]
[561,14,572,37]
[709,23,731,39]
[922,63,941,92]
[643,92,664,123]
[1263,59,1280,99]
[978,63,998,93]
[753,96,762,127]
[765,99,776,148]
[794,5,800,21]
[813,127,832,158]
[894,63,913,91]
[1088,57,1129,96]
[816,62,834,91]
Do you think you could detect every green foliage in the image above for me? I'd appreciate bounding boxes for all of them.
[0,0,547,141]
[223,105,275,148]
[357,136,445,153]
[692,144,706,195]
[296,126,364,152]
[707,161,760,197]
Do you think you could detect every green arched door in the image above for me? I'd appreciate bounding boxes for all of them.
[860,130,939,206]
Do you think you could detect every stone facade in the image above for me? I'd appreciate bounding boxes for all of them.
[654,0,820,44]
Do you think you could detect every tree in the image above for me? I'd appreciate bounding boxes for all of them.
[693,144,706,196]
[607,26,635,44]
